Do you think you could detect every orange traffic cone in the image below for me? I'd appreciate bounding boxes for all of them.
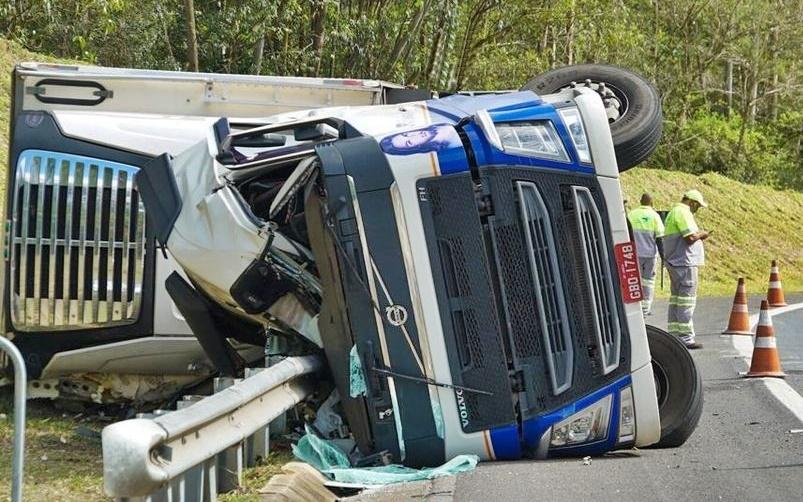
[723,278,752,335]
[745,300,785,378]
[767,260,788,307]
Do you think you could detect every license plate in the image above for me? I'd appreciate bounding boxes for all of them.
[614,242,642,304]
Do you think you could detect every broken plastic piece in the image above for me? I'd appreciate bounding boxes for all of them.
[349,345,367,398]
[292,425,478,487]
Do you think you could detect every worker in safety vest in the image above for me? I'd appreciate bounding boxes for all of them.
[663,189,710,350]
[628,193,664,315]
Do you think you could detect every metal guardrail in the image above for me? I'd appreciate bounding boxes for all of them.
[102,355,322,500]
[0,336,27,502]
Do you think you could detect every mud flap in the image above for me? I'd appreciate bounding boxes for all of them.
[165,272,244,377]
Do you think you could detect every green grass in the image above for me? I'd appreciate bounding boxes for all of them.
[219,451,295,502]
[0,391,106,501]
[621,168,803,297]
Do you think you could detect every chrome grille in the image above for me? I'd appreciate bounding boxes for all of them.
[9,150,146,331]
[516,181,573,394]
[572,186,620,374]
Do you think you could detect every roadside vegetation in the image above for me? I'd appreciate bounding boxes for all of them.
[0,389,105,501]
[621,168,803,297]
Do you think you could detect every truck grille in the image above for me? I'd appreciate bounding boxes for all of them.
[571,186,620,374]
[418,173,516,433]
[516,181,573,394]
[9,150,146,331]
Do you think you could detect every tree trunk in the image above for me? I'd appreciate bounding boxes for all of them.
[566,2,575,65]
[311,0,326,75]
[384,0,433,75]
[725,59,733,117]
[748,71,759,123]
[311,1,326,53]
[184,0,199,72]
[769,27,779,120]
[253,35,265,75]
[424,28,443,86]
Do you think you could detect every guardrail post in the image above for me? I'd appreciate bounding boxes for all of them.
[176,395,205,500]
[244,368,270,467]
[213,377,243,492]
[0,336,27,502]
[267,356,288,436]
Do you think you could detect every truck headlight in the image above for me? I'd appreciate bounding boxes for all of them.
[496,121,569,162]
[550,394,612,447]
[617,386,636,443]
[558,107,592,164]
[474,109,569,162]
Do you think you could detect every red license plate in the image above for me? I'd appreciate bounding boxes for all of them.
[614,242,643,304]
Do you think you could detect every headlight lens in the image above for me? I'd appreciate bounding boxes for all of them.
[550,394,612,447]
[618,386,636,443]
[558,107,592,164]
[495,121,569,162]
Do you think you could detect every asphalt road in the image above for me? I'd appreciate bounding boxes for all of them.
[774,307,803,395]
[453,294,803,502]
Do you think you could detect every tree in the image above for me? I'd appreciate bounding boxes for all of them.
[184,0,199,72]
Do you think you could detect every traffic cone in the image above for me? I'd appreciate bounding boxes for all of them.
[767,260,788,307]
[745,300,785,378]
[723,278,752,335]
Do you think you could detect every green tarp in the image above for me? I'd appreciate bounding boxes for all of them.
[292,424,478,486]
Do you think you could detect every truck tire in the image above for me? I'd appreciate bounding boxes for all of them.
[521,64,662,171]
[646,324,703,448]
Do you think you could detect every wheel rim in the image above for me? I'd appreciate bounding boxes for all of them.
[559,80,629,124]
[652,358,670,408]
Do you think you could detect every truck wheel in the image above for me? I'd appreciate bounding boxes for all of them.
[521,64,662,171]
[646,325,703,448]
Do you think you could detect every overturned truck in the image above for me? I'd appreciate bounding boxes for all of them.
[3,62,702,466]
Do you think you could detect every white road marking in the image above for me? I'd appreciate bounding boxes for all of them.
[731,303,803,424]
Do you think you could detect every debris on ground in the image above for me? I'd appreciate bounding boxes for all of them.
[258,462,337,502]
[582,456,592,466]
[292,425,478,487]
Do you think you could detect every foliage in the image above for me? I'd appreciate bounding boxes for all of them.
[1,0,803,188]
[652,110,794,187]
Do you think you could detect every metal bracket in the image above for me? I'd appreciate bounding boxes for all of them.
[93,89,114,99]
[204,81,227,103]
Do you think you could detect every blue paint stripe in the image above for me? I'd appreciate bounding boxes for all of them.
[434,138,470,175]
[488,423,521,460]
